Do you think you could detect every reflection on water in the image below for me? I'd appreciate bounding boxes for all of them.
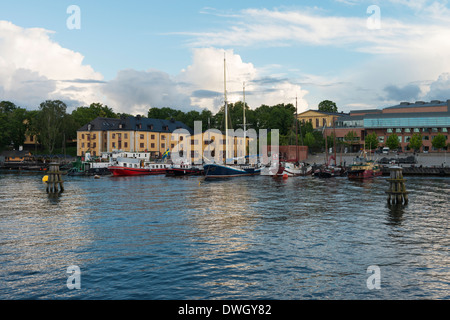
[0,173,449,299]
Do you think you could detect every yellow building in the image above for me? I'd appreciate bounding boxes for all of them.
[77,116,193,158]
[297,110,347,129]
[77,116,253,163]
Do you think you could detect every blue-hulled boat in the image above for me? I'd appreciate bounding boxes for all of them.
[203,55,262,180]
[203,163,260,179]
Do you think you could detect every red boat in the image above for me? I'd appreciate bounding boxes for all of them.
[108,165,168,176]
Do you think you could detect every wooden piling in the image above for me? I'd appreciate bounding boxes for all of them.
[386,166,408,205]
[45,163,64,193]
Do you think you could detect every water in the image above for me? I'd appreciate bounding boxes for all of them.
[0,173,448,300]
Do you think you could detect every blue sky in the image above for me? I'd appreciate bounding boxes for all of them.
[1,0,450,115]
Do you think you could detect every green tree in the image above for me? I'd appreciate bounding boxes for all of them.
[38,100,68,154]
[8,107,29,149]
[432,133,447,151]
[318,100,338,113]
[304,132,316,148]
[386,133,400,151]
[364,132,379,150]
[344,131,359,145]
[409,133,422,152]
[72,103,117,129]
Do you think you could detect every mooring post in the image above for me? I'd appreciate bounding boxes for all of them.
[46,162,64,193]
[386,166,408,205]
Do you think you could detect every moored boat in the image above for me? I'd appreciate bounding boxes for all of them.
[281,161,312,176]
[203,163,260,179]
[108,157,169,176]
[166,164,204,176]
[347,153,382,180]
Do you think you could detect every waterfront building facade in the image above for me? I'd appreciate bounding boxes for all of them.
[325,100,450,153]
[297,110,348,129]
[77,116,193,158]
[77,116,253,163]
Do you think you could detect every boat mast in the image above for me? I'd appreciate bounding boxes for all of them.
[224,53,229,162]
[243,82,246,161]
[296,96,299,163]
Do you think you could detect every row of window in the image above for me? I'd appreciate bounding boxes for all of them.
[386,128,448,133]
[378,135,448,143]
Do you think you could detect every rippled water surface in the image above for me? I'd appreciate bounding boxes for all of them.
[0,173,448,299]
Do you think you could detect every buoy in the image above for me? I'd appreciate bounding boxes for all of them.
[42,175,49,183]
[283,173,289,179]
[94,175,101,179]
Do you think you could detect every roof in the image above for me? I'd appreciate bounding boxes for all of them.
[78,116,193,134]
[298,109,348,116]
[385,100,450,110]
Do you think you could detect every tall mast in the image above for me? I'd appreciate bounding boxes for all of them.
[243,82,246,143]
[224,53,228,161]
[296,96,299,162]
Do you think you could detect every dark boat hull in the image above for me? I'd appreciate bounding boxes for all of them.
[166,168,204,176]
[203,164,260,179]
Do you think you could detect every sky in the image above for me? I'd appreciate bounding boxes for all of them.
[1,0,450,116]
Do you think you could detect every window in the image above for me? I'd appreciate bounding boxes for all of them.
[423,136,429,140]
[124,133,128,139]
[82,134,85,139]
[395,128,402,133]
[378,136,385,143]
[140,143,144,148]
[387,129,393,133]
[398,136,402,143]
[93,134,96,139]
[316,119,320,127]
[323,118,327,127]
[432,128,438,133]
[140,134,144,139]
[82,143,85,148]
[171,144,175,149]
[151,143,155,148]
[442,128,448,133]
[112,142,116,148]
[93,142,97,148]
[124,142,128,148]
[414,128,420,133]
[112,133,116,139]
[404,128,410,133]
[87,143,90,148]
[161,135,166,140]
[405,136,411,143]
[151,135,155,140]
[161,143,165,149]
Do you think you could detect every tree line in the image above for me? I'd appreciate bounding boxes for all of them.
[4,98,443,156]
[1,99,333,155]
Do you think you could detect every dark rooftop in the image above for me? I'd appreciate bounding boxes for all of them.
[78,116,193,134]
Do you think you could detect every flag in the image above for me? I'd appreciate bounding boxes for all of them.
[162,148,170,160]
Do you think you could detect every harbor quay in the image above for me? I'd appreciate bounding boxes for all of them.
[307,152,449,168]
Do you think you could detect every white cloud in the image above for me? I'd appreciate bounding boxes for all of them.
[177,48,309,112]
[102,69,193,115]
[0,20,103,108]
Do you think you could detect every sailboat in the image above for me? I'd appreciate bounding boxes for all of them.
[280,96,312,176]
[203,56,261,179]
